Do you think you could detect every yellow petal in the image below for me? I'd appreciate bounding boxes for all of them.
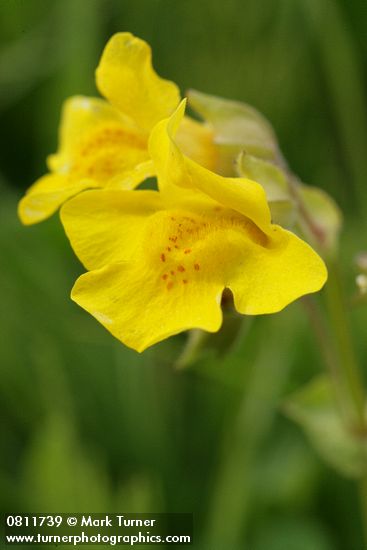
[229,226,328,314]
[149,100,273,234]
[106,160,155,190]
[96,33,180,132]
[19,96,151,225]
[175,116,218,172]
[72,261,223,353]
[49,95,132,162]
[48,95,149,185]
[70,205,235,352]
[69,197,326,351]
[60,189,162,270]
[18,173,99,225]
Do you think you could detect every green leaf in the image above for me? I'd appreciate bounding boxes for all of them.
[284,375,367,478]
[187,89,282,161]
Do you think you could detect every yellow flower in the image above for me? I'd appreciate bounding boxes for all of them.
[60,101,327,352]
[18,33,216,225]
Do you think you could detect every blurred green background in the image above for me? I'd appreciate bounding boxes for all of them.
[1,0,367,548]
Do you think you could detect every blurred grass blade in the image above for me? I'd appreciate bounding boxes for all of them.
[301,0,367,213]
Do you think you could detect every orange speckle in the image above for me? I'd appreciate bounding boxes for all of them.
[170,270,175,276]
[177,265,185,272]
[162,274,168,281]
[194,263,200,271]
[183,279,188,284]
[184,249,191,254]
[169,236,178,243]
[166,246,171,252]
[160,253,166,262]
[175,245,179,249]
[167,282,174,290]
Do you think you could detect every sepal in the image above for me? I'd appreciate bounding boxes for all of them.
[188,89,281,162]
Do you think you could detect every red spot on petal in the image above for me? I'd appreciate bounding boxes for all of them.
[194,263,200,271]
[177,265,185,272]
[162,274,168,280]
[160,253,166,262]
[184,249,191,254]
[166,247,171,252]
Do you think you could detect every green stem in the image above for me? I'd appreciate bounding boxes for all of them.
[305,258,367,544]
[296,189,367,539]
[301,296,347,418]
[324,261,366,427]
[292,169,365,423]
[313,260,367,548]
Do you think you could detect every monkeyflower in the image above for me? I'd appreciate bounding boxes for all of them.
[18,33,216,225]
[60,101,327,352]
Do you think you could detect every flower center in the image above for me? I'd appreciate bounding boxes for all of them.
[67,123,148,182]
[143,207,268,291]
